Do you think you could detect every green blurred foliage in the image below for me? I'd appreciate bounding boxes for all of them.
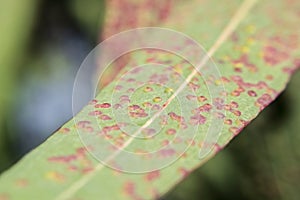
[69,0,105,40]
[0,0,38,171]
[0,0,105,171]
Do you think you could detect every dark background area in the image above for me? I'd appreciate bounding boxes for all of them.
[0,1,299,199]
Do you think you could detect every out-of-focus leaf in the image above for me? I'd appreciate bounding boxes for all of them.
[0,0,300,200]
[0,0,38,170]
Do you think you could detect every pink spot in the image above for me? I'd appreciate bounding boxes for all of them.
[232,54,257,72]
[263,46,289,65]
[159,148,176,157]
[266,75,274,81]
[123,182,135,197]
[151,104,161,111]
[213,98,225,110]
[186,139,195,146]
[120,95,129,100]
[160,115,168,125]
[127,88,135,93]
[214,144,223,153]
[102,124,120,134]
[232,110,241,116]
[145,171,160,182]
[142,128,156,136]
[161,140,169,146]
[188,82,200,90]
[197,95,207,102]
[166,128,176,135]
[190,114,206,125]
[214,112,225,119]
[127,78,135,83]
[115,85,123,91]
[256,94,273,108]
[59,127,70,134]
[82,167,94,174]
[128,105,141,111]
[248,90,257,97]
[95,103,111,108]
[178,167,190,178]
[99,115,112,120]
[76,121,91,128]
[88,110,102,116]
[88,99,98,105]
[200,103,213,112]
[113,103,122,109]
[142,102,152,108]
[48,155,77,163]
[229,127,240,135]
[230,101,239,108]
[169,112,183,122]
[225,119,233,125]
[186,94,197,100]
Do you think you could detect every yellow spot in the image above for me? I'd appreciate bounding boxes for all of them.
[142,102,152,107]
[215,79,222,85]
[164,88,173,94]
[46,171,65,183]
[246,25,256,33]
[174,64,182,74]
[153,97,162,102]
[143,86,153,92]
[241,46,250,53]
[234,62,243,68]
[222,55,230,61]
[236,119,243,126]
[247,37,255,45]
[266,89,274,94]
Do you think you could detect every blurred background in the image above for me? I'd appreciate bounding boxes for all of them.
[0,0,299,200]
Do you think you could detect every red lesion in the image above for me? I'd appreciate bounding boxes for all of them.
[144,170,160,182]
[263,46,289,66]
[158,148,176,157]
[58,127,70,134]
[193,103,212,113]
[123,181,143,200]
[168,112,187,129]
[95,103,111,108]
[128,105,148,118]
[230,75,277,98]
[48,147,94,174]
[189,114,206,125]
[283,58,300,74]
[232,54,258,72]
[255,93,273,110]
[103,0,174,38]
[263,35,299,66]
[178,167,190,178]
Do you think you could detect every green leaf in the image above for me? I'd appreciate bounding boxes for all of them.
[0,0,300,200]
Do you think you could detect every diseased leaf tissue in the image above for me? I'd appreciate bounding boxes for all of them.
[0,0,299,200]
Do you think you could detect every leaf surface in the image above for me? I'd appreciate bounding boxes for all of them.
[0,0,300,200]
